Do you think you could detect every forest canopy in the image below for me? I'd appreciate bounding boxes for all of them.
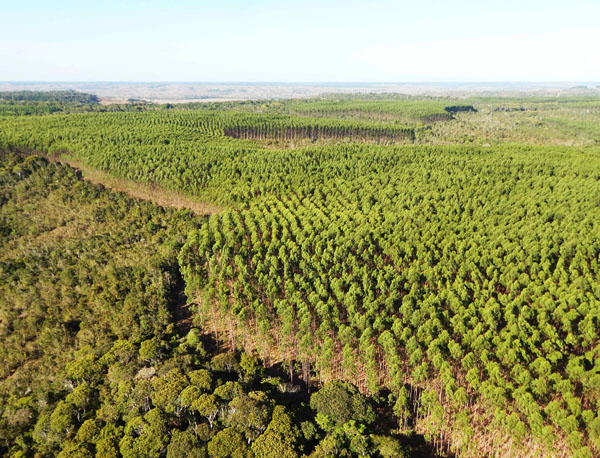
[1,93,600,457]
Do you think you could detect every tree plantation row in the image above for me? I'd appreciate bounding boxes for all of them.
[177,145,600,457]
[281,98,475,122]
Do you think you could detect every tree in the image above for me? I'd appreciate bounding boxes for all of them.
[49,401,76,438]
[167,429,207,458]
[189,369,213,392]
[151,368,188,414]
[57,441,93,458]
[344,421,372,457]
[74,418,101,444]
[119,409,169,458]
[226,395,270,443]
[310,381,375,430]
[207,427,251,458]
[192,394,220,428]
[240,352,263,381]
[214,381,244,401]
[179,384,202,415]
[252,405,299,458]
[211,352,239,373]
[95,423,122,458]
[64,350,101,385]
[372,434,408,458]
[66,382,96,421]
[139,337,164,364]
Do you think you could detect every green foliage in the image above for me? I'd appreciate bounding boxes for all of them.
[140,337,166,363]
[0,151,408,457]
[226,394,271,442]
[3,94,600,457]
[120,408,169,458]
[207,427,251,458]
[191,394,219,428]
[252,405,300,458]
[283,96,466,122]
[211,352,240,373]
[240,352,263,381]
[0,90,99,104]
[167,430,207,458]
[310,381,375,429]
[371,434,408,458]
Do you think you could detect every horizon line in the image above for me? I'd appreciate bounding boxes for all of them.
[2,81,600,85]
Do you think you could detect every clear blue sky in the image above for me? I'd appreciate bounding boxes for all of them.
[1,0,598,82]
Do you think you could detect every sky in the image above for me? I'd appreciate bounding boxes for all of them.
[1,0,599,82]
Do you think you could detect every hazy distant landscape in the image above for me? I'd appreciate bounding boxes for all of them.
[1,81,599,103]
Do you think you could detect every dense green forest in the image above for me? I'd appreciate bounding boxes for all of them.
[1,92,600,457]
[0,153,424,457]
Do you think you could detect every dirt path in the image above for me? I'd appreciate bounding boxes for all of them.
[51,156,223,216]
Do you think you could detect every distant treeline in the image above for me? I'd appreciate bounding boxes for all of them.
[0,89,100,104]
